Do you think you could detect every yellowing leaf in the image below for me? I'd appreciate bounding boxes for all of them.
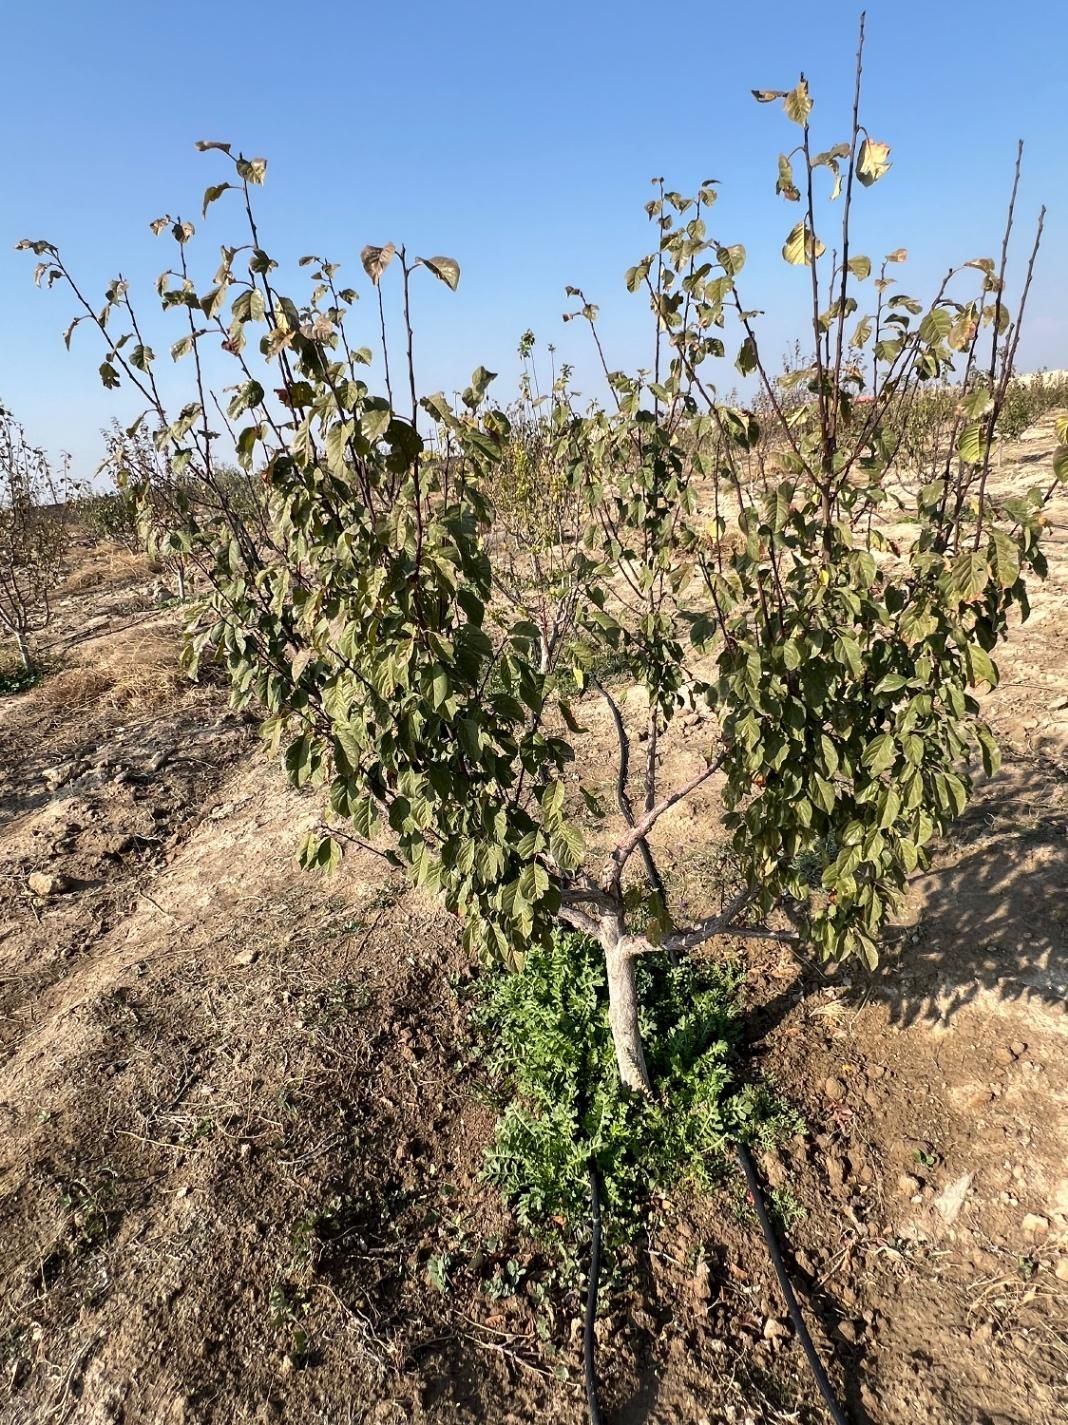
[360,242,396,285]
[856,139,892,186]
[783,79,813,126]
[783,221,826,266]
[419,255,461,291]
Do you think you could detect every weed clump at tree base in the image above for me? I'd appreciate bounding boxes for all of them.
[473,931,802,1256]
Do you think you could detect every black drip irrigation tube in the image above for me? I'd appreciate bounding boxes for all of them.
[580,1145,850,1425]
[583,1164,604,1425]
[735,1141,851,1425]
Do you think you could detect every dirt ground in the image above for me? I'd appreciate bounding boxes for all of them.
[1,418,1066,1425]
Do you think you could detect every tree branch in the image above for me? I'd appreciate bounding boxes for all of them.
[606,750,725,889]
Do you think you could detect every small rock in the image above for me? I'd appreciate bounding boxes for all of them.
[1010,1041,1027,1058]
[794,1249,817,1277]
[826,1152,850,1191]
[763,1318,789,1341]
[970,1321,993,1345]
[233,949,259,967]
[1022,1213,1049,1239]
[933,1172,974,1226]
[28,871,72,897]
[994,1045,1018,1066]
[898,1173,923,1196]
[824,1076,847,1102]
[1054,1258,1068,1282]
[836,1320,861,1345]
[761,1151,788,1189]
[690,1260,712,1307]
[42,763,75,789]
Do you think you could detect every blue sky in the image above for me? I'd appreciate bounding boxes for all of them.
[3,0,1064,477]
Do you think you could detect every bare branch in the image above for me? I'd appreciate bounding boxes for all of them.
[607,750,726,889]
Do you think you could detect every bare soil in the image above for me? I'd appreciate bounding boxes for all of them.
[1,419,1066,1425]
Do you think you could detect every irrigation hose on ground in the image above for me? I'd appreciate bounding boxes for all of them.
[580,1148,850,1425]
[735,1142,851,1425]
[583,1164,604,1425]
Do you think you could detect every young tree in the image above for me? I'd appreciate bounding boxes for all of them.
[0,404,69,672]
[22,35,1067,1091]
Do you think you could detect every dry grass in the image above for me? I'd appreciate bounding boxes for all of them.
[59,543,151,595]
[38,626,190,713]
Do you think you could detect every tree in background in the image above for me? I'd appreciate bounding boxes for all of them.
[0,404,70,672]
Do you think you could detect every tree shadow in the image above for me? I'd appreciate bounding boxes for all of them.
[861,738,1067,1029]
[746,738,1067,1040]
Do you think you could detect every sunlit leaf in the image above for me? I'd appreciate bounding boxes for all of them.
[360,242,396,285]
[856,139,892,186]
[783,221,825,266]
[419,255,461,291]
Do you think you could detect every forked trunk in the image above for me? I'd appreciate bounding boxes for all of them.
[604,941,651,1093]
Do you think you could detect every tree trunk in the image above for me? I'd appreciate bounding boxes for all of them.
[14,630,31,672]
[176,561,187,602]
[604,941,651,1093]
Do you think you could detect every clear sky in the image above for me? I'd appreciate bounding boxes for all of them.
[3,0,1064,477]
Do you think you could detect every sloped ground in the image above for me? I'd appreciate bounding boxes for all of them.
[0,422,1065,1425]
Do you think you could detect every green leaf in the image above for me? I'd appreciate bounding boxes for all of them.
[316,835,342,875]
[735,334,758,376]
[1054,446,1068,483]
[862,733,896,777]
[919,307,952,344]
[811,774,835,814]
[718,243,746,275]
[550,823,584,872]
[557,700,587,734]
[462,365,497,409]
[956,422,984,464]
[944,771,968,816]
[232,288,265,324]
[963,642,998,690]
[833,633,863,679]
[975,723,1002,777]
[988,531,1020,589]
[542,780,566,824]
[419,255,461,291]
[776,153,800,202]
[943,549,990,604]
[878,786,901,829]
[202,182,233,217]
